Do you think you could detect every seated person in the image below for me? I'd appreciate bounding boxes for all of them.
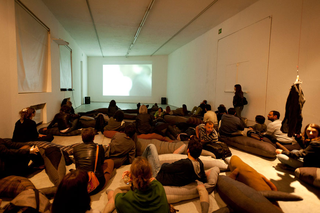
[107,100,119,118]
[219,108,245,136]
[104,110,125,132]
[73,127,114,195]
[164,106,173,115]
[154,107,164,120]
[103,157,169,213]
[0,138,40,178]
[264,110,295,144]
[247,115,267,140]
[46,105,79,134]
[142,137,207,186]
[203,110,218,130]
[105,123,136,168]
[191,100,208,116]
[61,98,75,115]
[196,121,218,144]
[136,105,154,134]
[172,104,188,116]
[12,107,53,142]
[215,104,227,123]
[276,123,320,170]
[52,169,99,213]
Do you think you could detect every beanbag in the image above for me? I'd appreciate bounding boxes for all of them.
[229,155,277,191]
[159,154,229,171]
[295,167,320,188]
[40,147,66,187]
[214,176,282,213]
[136,139,185,156]
[163,115,188,125]
[219,135,276,158]
[164,167,220,203]
[0,176,35,198]
[186,117,204,126]
[39,127,82,136]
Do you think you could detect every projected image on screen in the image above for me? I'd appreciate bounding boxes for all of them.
[103,64,152,96]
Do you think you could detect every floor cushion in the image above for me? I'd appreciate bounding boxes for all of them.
[0,176,35,198]
[164,167,220,203]
[163,115,188,125]
[39,127,82,136]
[219,135,276,158]
[136,139,186,156]
[214,175,282,213]
[295,167,320,188]
[159,154,229,171]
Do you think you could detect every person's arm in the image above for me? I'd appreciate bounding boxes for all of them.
[196,125,200,138]
[128,144,136,164]
[198,162,207,183]
[47,114,58,129]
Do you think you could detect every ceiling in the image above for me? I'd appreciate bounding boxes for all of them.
[41,0,258,57]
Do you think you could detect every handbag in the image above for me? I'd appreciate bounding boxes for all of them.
[87,145,100,193]
[242,97,248,105]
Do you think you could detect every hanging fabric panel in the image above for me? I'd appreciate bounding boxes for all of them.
[59,46,72,89]
[15,2,49,93]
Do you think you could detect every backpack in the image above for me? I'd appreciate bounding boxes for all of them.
[205,142,232,159]
[3,189,51,213]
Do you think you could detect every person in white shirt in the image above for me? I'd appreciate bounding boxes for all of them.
[264,110,295,144]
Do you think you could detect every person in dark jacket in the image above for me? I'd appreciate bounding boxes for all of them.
[233,84,246,118]
[107,100,119,118]
[276,123,320,169]
[141,137,207,186]
[73,127,114,195]
[12,107,53,142]
[136,105,154,134]
[104,110,125,132]
[0,138,39,178]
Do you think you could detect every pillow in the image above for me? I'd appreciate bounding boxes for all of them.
[39,127,82,136]
[214,176,282,213]
[40,147,66,187]
[0,176,35,198]
[164,167,220,203]
[186,117,204,126]
[295,167,320,188]
[79,116,95,120]
[137,133,171,142]
[163,115,188,125]
[229,155,276,191]
[159,154,229,171]
[136,139,185,156]
[219,135,276,158]
[103,130,118,138]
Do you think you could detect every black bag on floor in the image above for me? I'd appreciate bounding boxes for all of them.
[204,142,232,159]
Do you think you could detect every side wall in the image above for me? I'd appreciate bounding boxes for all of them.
[0,0,87,137]
[167,0,320,127]
[88,56,168,104]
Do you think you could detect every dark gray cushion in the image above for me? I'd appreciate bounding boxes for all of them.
[219,136,276,158]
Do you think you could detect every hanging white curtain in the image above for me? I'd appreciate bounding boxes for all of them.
[15,1,49,93]
[60,46,72,89]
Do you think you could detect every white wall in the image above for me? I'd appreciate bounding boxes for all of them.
[0,0,87,138]
[167,0,320,127]
[88,56,168,104]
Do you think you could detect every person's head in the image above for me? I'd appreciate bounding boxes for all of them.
[81,127,95,143]
[60,105,71,113]
[19,107,36,120]
[165,106,171,112]
[125,123,136,138]
[217,104,227,113]
[113,110,124,122]
[227,108,236,115]
[130,157,152,191]
[109,100,116,107]
[267,111,280,121]
[182,104,188,114]
[52,170,91,213]
[202,100,207,104]
[303,123,320,140]
[66,100,72,107]
[255,115,265,124]
[204,121,214,134]
[158,107,163,112]
[234,84,242,93]
[61,98,69,107]
[206,104,211,111]
[139,105,148,114]
[187,137,203,159]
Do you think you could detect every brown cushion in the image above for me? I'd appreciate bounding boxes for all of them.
[163,115,188,125]
[0,176,35,198]
[295,167,320,188]
[103,130,118,138]
[229,155,276,191]
[137,133,170,142]
[186,117,204,126]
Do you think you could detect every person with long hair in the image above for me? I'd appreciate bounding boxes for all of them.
[12,107,53,142]
[52,170,97,213]
[233,84,245,118]
[107,100,119,118]
[136,105,154,134]
[103,110,125,132]
[103,157,169,213]
[276,123,320,169]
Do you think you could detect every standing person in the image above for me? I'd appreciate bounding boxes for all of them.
[136,105,154,134]
[233,84,246,118]
[52,169,99,213]
[276,123,320,170]
[73,127,114,195]
[103,157,170,213]
[12,107,53,142]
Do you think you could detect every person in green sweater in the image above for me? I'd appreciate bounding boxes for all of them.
[103,157,169,213]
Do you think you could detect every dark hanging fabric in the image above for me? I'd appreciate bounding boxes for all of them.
[281,84,305,137]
